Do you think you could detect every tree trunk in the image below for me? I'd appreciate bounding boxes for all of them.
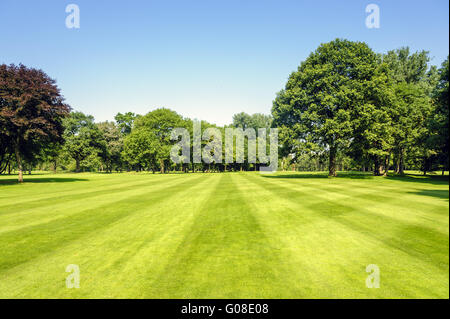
[75,159,80,172]
[328,145,337,177]
[373,157,381,176]
[399,150,404,174]
[383,154,390,176]
[15,144,23,183]
[53,160,57,173]
[160,159,164,174]
[394,154,399,174]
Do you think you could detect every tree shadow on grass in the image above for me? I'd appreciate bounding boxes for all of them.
[386,174,449,186]
[408,189,449,201]
[0,177,89,185]
[262,171,375,180]
[262,173,329,179]
[262,171,449,185]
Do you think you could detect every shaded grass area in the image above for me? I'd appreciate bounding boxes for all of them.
[0,172,448,298]
[0,177,89,185]
[264,170,449,184]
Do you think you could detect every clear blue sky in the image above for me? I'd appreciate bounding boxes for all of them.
[0,0,448,126]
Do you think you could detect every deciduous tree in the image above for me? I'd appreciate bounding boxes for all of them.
[272,39,379,176]
[63,111,103,172]
[0,64,70,182]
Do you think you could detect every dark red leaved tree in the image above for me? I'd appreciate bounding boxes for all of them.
[0,64,71,182]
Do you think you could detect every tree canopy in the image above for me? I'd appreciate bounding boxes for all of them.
[0,64,70,181]
[272,39,381,176]
[62,111,104,172]
[1,42,448,177]
[122,108,188,173]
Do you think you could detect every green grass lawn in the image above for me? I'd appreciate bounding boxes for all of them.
[0,171,448,298]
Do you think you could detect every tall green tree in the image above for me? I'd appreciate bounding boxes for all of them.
[231,112,272,171]
[97,121,123,172]
[382,48,435,174]
[349,58,401,176]
[427,57,449,174]
[130,108,187,173]
[272,39,380,176]
[63,111,103,172]
[122,127,159,172]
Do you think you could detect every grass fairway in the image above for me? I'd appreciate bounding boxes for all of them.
[0,171,448,298]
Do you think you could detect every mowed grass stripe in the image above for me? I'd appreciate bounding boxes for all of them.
[240,172,386,298]
[0,174,206,272]
[0,173,182,212]
[0,172,447,298]
[266,172,448,203]
[233,173,405,298]
[0,174,190,233]
[0,174,219,298]
[247,173,448,269]
[262,174,449,252]
[0,173,116,199]
[234,173,353,298]
[262,174,448,231]
[242,173,448,298]
[140,173,286,298]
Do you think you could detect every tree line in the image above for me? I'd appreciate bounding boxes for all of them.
[1,39,448,181]
[273,39,448,176]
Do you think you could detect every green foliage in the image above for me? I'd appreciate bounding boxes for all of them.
[63,112,104,172]
[272,39,380,176]
[1,46,448,176]
[273,42,447,176]
[114,112,138,135]
[425,57,449,173]
[379,48,436,174]
[122,127,159,171]
[97,121,123,172]
[122,108,188,173]
[383,47,430,84]
[232,112,272,130]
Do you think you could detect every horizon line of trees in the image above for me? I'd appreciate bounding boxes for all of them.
[1,39,448,182]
